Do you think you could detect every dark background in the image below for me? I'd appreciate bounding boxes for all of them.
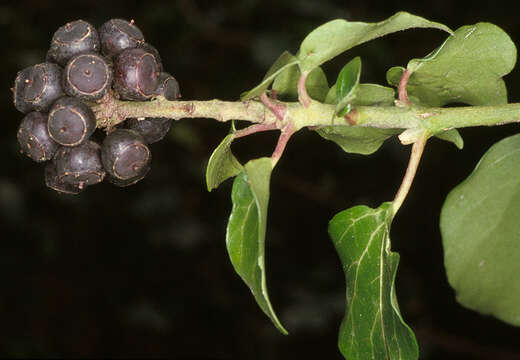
[1,0,520,358]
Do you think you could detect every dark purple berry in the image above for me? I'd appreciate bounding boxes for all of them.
[113,48,160,100]
[154,72,180,100]
[138,42,163,72]
[17,112,59,162]
[46,20,100,66]
[45,162,83,194]
[53,140,105,188]
[63,52,112,100]
[108,167,151,187]
[101,129,151,182]
[48,97,96,146]
[124,117,172,144]
[99,19,144,58]
[13,63,64,113]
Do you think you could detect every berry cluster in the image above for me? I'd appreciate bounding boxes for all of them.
[13,19,180,194]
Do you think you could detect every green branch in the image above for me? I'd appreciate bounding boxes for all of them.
[93,93,520,136]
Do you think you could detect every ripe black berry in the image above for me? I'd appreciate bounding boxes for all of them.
[99,19,144,58]
[45,162,83,194]
[124,117,172,144]
[13,63,64,114]
[53,140,105,188]
[154,72,180,100]
[138,43,163,72]
[17,112,59,162]
[63,52,112,100]
[113,48,160,100]
[101,129,151,182]
[46,20,100,66]
[48,97,96,146]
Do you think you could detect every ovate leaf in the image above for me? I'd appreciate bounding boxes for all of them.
[315,126,400,155]
[273,60,329,102]
[329,203,418,360]
[440,134,520,326]
[206,130,243,191]
[387,23,517,107]
[298,11,452,72]
[226,158,287,334]
[241,51,299,100]
[336,57,362,116]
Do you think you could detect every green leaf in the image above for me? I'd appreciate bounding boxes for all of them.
[273,60,329,102]
[241,51,299,100]
[387,23,517,107]
[434,129,464,149]
[315,126,400,155]
[319,81,399,155]
[326,83,395,106]
[226,158,287,334]
[336,57,362,116]
[440,134,520,326]
[205,130,243,191]
[329,203,418,360]
[298,11,452,72]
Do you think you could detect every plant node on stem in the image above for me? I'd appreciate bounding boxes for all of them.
[260,92,287,122]
[392,132,428,215]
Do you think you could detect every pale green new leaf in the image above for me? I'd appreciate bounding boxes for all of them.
[226,158,287,334]
[335,57,362,116]
[241,51,299,100]
[325,83,395,106]
[387,23,517,107]
[440,134,520,326]
[205,131,243,191]
[329,203,418,360]
[298,11,452,72]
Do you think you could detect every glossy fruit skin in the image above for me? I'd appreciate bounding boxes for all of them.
[53,140,105,188]
[17,112,59,162]
[113,48,160,100]
[154,72,180,100]
[99,19,144,58]
[63,52,112,100]
[47,96,96,146]
[46,20,100,66]
[45,162,83,194]
[138,42,163,72]
[13,63,64,114]
[101,129,151,182]
[124,117,172,144]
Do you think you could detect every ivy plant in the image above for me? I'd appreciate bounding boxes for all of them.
[18,12,520,359]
